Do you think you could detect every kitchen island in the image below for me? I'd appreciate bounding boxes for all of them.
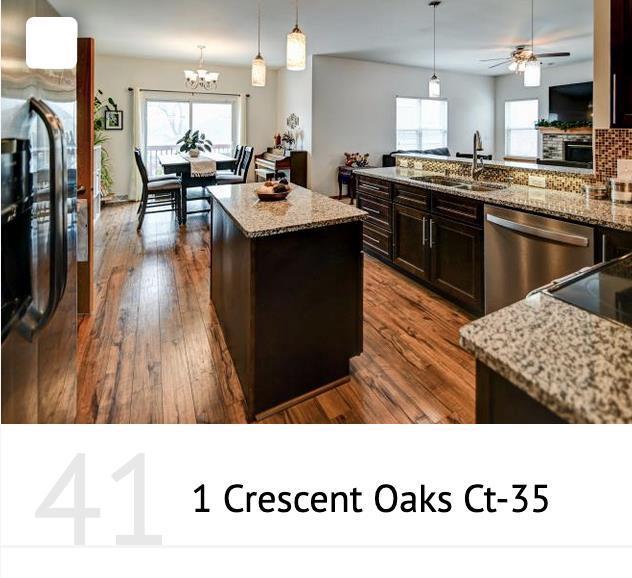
[209,182,367,420]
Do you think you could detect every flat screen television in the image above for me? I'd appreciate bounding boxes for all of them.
[549,81,593,123]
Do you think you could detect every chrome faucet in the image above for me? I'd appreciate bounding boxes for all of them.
[472,131,485,180]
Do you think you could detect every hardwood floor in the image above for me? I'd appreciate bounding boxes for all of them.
[77,201,475,424]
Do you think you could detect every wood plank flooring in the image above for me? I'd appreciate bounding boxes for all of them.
[77,201,475,424]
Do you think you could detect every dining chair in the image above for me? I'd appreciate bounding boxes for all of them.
[134,148,182,230]
[215,146,254,185]
[216,145,243,176]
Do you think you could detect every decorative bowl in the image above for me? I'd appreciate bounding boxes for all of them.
[256,181,292,202]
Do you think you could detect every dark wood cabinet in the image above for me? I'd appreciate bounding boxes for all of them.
[600,228,632,261]
[392,203,430,280]
[357,178,484,314]
[429,217,483,311]
[611,0,632,128]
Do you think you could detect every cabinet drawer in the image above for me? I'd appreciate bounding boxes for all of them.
[356,176,392,201]
[433,193,483,226]
[394,183,430,211]
[358,195,392,231]
[362,222,392,260]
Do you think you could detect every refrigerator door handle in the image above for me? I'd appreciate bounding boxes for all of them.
[21,98,67,339]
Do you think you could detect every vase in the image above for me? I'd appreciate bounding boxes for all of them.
[189,148,200,158]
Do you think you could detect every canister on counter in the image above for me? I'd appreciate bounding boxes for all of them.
[610,179,632,204]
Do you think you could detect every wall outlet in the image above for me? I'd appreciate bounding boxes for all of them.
[528,175,547,188]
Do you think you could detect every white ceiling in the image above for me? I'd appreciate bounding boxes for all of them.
[50,0,594,75]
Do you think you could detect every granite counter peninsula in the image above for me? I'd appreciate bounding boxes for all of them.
[460,257,632,424]
[209,183,367,420]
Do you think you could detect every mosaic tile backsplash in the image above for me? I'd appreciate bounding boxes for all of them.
[395,156,594,193]
[595,129,632,181]
[396,128,632,194]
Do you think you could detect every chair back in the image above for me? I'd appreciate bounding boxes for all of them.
[238,147,254,183]
[133,147,149,186]
[233,145,244,174]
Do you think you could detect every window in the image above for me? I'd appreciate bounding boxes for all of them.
[144,94,239,175]
[505,99,539,158]
[396,97,448,151]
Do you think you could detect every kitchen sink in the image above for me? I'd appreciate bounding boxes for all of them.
[453,182,507,193]
[411,175,507,193]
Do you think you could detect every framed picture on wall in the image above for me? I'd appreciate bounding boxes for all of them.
[104,109,123,130]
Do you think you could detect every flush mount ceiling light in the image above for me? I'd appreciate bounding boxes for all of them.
[287,0,306,71]
[26,17,78,69]
[428,1,441,98]
[251,0,266,87]
[184,45,219,91]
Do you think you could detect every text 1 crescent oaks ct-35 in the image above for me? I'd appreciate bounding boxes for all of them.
[193,483,549,515]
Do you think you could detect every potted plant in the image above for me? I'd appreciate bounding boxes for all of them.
[177,129,213,157]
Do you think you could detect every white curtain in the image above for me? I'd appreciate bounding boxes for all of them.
[128,87,143,201]
[239,93,248,146]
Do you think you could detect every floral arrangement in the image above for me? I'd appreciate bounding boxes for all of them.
[281,131,296,149]
[344,152,370,168]
[535,119,593,131]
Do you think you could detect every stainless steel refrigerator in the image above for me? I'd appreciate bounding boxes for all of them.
[1,0,77,423]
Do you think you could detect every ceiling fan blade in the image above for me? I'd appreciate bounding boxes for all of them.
[480,57,514,62]
[488,60,513,69]
[534,52,571,58]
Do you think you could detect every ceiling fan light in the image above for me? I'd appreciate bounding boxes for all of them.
[524,58,541,87]
[429,74,441,98]
[252,54,266,87]
[508,61,518,72]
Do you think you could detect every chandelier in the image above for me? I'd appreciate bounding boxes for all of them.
[184,45,219,90]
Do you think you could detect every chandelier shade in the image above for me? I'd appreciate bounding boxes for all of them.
[184,46,219,91]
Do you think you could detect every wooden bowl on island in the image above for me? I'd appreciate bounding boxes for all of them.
[256,179,292,202]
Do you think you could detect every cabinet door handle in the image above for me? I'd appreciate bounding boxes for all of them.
[602,234,607,263]
[422,217,427,246]
[429,219,435,249]
[613,74,617,126]
[364,207,381,215]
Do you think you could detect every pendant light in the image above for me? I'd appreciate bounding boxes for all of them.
[251,0,266,87]
[428,1,441,98]
[524,0,541,87]
[287,0,306,71]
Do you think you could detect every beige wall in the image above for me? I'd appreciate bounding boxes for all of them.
[594,0,611,129]
[276,58,312,186]
[95,54,278,197]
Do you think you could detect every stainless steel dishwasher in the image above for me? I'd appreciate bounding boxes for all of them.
[484,205,596,314]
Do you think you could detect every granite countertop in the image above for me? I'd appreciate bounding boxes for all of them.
[354,167,632,232]
[209,182,367,238]
[460,293,632,424]
[392,153,595,176]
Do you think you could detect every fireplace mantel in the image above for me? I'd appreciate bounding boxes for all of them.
[538,127,593,135]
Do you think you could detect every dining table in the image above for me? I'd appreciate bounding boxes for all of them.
[159,151,237,224]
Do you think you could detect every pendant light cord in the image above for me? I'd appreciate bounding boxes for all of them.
[433,3,437,74]
[531,0,534,53]
[257,0,261,56]
[296,0,299,28]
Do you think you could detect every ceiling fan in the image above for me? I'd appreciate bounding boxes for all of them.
[481,45,571,73]
[479,0,570,86]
